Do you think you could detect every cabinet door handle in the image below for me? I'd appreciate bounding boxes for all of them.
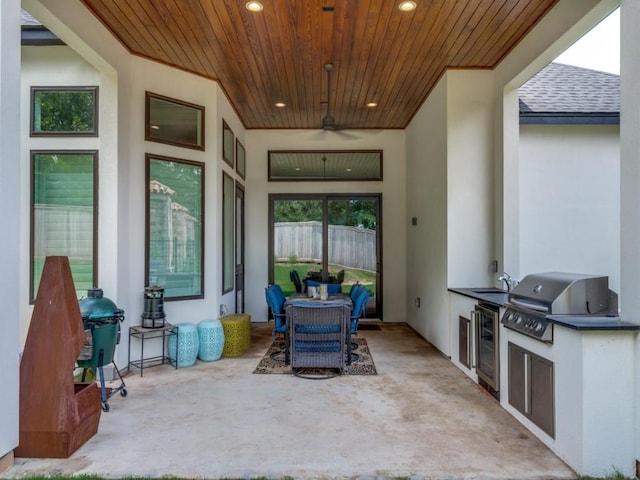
[466,319,471,368]
[524,353,530,414]
[470,310,477,368]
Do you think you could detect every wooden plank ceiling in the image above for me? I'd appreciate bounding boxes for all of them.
[80,0,560,130]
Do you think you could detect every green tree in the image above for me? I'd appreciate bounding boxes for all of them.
[328,199,377,229]
[274,200,322,222]
[34,90,95,132]
[275,199,377,229]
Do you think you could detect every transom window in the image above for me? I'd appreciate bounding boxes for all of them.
[268,150,383,181]
[30,86,98,136]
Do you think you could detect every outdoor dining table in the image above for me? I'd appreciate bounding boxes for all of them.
[284,293,355,366]
[285,292,352,306]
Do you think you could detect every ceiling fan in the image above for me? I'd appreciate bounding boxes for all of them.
[321,63,339,131]
[315,63,362,139]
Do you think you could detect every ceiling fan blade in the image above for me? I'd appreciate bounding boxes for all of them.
[313,128,362,140]
[333,129,360,139]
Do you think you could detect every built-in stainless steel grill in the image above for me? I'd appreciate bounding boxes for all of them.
[501,272,618,342]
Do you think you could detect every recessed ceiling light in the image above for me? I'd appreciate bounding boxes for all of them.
[398,1,416,11]
[295,167,301,171]
[274,102,286,108]
[151,125,160,130]
[366,102,378,108]
[346,168,352,172]
[246,1,263,12]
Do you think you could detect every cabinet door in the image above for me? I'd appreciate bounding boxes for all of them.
[458,316,471,369]
[530,355,554,437]
[508,341,555,438]
[508,342,526,414]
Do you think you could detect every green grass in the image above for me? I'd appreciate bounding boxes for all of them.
[274,262,376,297]
[578,470,633,480]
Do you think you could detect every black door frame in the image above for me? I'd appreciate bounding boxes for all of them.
[268,193,383,319]
[235,183,245,313]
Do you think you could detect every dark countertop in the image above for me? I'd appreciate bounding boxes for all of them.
[448,287,510,307]
[546,314,640,331]
[449,287,640,331]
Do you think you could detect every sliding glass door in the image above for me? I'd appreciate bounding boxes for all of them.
[327,198,379,317]
[271,197,323,295]
[269,194,381,319]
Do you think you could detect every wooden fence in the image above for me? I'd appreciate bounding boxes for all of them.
[274,221,376,272]
[33,204,93,261]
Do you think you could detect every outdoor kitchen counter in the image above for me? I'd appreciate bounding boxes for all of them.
[449,287,640,330]
[451,285,639,477]
[448,287,509,307]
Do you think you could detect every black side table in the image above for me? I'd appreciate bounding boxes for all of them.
[128,323,178,376]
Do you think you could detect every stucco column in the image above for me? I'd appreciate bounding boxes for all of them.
[0,0,22,464]
[619,0,640,468]
[500,87,520,278]
[620,1,640,307]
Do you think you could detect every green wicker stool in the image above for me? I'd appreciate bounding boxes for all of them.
[220,315,246,357]
[237,313,251,350]
[221,313,251,352]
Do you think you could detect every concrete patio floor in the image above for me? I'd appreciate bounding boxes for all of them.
[2,322,576,480]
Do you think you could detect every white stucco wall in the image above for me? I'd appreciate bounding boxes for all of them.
[0,0,21,462]
[619,0,640,467]
[21,0,246,369]
[405,75,448,351]
[216,87,246,314]
[519,124,620,292]
[244,129,406,325]
[406,69,496,355]
[126,56,245,335]
[20,46,102,343]
[447,70,495,289]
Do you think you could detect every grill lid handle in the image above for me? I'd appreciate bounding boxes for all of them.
[509,297,550,313]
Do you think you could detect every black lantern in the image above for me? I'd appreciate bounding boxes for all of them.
[141,286,166,328]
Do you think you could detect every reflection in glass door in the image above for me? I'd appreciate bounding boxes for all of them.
[269,194,381,319]
[328,198,379,317]
[271,198,324,296]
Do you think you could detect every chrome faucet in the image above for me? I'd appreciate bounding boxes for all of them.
[498,272,512,292]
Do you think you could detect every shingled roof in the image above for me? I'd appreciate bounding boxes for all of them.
[21,9,64,46]
[21,9,40,26]
[519,62,619,124]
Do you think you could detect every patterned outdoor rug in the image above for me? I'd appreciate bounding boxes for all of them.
[253,337,377,375]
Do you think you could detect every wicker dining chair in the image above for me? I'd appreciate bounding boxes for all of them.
[287,301,349,374]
